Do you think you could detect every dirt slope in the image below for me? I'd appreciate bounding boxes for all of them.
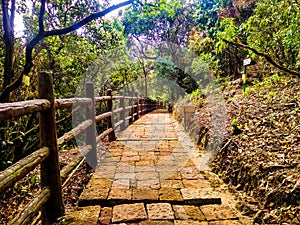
[207,74,300,224]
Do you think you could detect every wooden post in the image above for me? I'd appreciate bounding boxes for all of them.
[184,106,187,130]
[119,91,125,130]
[135,93,139,120]
[38,72,65,224]
[141,97,144,116]
[107,89,116,141]
[129,91,133,124]
[85,82,97,169]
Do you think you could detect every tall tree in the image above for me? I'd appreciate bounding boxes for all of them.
[122,0,200,93]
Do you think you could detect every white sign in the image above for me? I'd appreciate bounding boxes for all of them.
[243,58,251,66]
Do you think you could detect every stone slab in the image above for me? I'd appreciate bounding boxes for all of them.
[79,188,109,205]
[138,220,174,225]
[174,221,209,225]
[180,167,201,179]
[208,220,242,225]
[133,189,159,200]
[200,205,238,221]
[137,180,160,189]
[112,179,130,189]
[136,171,159,180]
[182,179,211,188]
[160,180,183,189]
[115,172,136,180]
[108,188,132,200]
[159,171,182,180]
[146,203,174,220]
[86,178,112,189]
[64,206,100,225]
[173,205,205,220]
[99,207,112,225]
[159,188,183,201]
[180,188,218,200]
[112,203,147,223]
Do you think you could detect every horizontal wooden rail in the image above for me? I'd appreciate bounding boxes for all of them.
[114,120,124,129]
[8,187,51,225]
[0,147,50,193]
[112,96,139,100]
[125,115,132,121]
[95,112,112,122]
[57,119,92,148]
[0,99,50,121]
[124,96,137,100]
[60,145,92,183]
[55,98,92,110]
[125,105,132,110]
[113,107,123,114]
[112,95,124,100]
[95,96,111,102]
[96,128,113,143]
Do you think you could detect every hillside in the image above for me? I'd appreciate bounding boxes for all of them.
[205,74,300,224]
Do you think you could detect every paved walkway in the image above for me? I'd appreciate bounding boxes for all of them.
[64,110,252,225]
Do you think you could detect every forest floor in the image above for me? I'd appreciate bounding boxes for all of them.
[196,73,300,224]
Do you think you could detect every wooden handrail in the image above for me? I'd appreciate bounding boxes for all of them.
[113,107,124,114]
[57,119,92,148]
[60,145,92,183]
[55,98,92,109]
[0,147,50,193]
[96,128,113,143]
[8,187,51,225]
[0,71,157,225]
[95,96,111,102]
[95,111,111,122]
[0,99,50,121]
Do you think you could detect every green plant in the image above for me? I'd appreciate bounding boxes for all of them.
[231,118,239,127]
[269,91,276,98]
[231,118,242,135]
[271,74,280,83]
[270,117,275,124]
[244,86,251,95]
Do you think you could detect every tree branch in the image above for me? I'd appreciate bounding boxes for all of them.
[39,0,46,32]
[44,0,133,37]
[223,39,300,77]
[10,0,15,31]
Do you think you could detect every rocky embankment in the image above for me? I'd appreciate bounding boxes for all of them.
[174,74,300,224]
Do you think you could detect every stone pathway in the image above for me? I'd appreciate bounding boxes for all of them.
[64,110,252,225]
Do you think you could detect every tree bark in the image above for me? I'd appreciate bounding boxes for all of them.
[1,0,15,103]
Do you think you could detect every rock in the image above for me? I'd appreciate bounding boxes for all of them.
[112,203,147,223]
[146,203,174,220]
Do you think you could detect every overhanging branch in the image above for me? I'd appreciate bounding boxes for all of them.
[223,39,300,77]
[44,0,133,37]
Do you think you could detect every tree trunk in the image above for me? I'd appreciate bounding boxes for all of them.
[1,0,15,103]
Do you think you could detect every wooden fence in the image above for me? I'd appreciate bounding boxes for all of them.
[0,72,156,225]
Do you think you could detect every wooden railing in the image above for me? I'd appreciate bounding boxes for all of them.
[0,72,156,225]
